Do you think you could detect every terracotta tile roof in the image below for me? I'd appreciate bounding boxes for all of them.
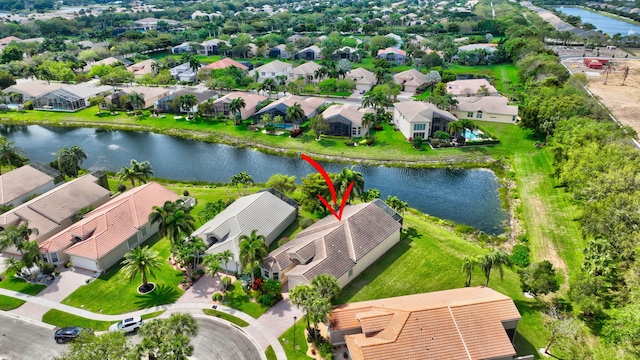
[43,182,179,259]
[0,163,57,205]
[330,287,521,360]
[377,47,406,56]
[204,58,249,71]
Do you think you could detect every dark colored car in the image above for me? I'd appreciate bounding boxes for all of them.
[54,326,92,344]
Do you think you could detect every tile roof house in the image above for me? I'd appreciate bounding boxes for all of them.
[32,83,113,112]
[171,42,192,54]
[377,47,406,64]
[261,200,402,289]
[268,44,291,59]
[4,80,66,104]
[203,58,249,71]
[198,39,230,56]
[250,60,293,82]
[156,87,218,114]
[452,96,519,124]
[294,45,322,61]
[134,17,180,30]
[83,56,132,73]
[393,101,458,140]
[0,173,111,256]
[190,191,298,272]
[0,162,62,207]
[127,59,158,78]
[39,182,180,271]
[0,36,21,49]
[446,79,499,97]
[288,61,323,84]
[393,68,428,93]
[457,43,498,53]
[253,95,325,125]
[332,47,360,62]
[212,92,267,120]
[322,104,375,138]
[169,63,203,82]
[102,86,170,110]
[346,68,376,92]
[328,287,521,360]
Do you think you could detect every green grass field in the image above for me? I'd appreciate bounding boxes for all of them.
[223,282,270,318]
[0,270,47,295]
[448,64,521,95]
[0,294,25,310]
[61,235,184,314]
[202,308,249,327]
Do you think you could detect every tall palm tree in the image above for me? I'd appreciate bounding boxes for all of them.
[603,62,614,85]
[0,136,25,173]
[117,159,153,187]
[360,93,375,109]
[219,249,234,274]
[238,230,268,283]
[448,121,464,138]
[228,97,246,125]
[335,167,365,202]
[0,222,39,255]
[289,284,316,329]
[307,297,332,341]
[148,200,196,250]
[229,171,254,195]
[188,56,202,74]
[462,255,477,287]
[285,102,305,131]
[55,145,87,177]
[121,245,163,291]
[479,250,512,287]
[203,253,223,281]
[361,112,375,137]
[261,78,276,98]
[311,274,341,302]
[179,94,199,117]
[151,61,163,75]
[127,91,145,110]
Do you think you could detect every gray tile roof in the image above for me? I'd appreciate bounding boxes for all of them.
[0,163,59,205]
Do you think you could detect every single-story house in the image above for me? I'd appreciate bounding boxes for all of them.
[156,87,217,114]
[102,86,170,110]
[287,34,303,43]
[287,61,322,84]
[249,60,293,82]
[212,92,267,120]
[3,80,66,105]
[452,96,519,123]
[171,42,192,54]
[262,200,401,289]
[33,83,113,112]
[0,172,111,256]
[134,17,180,30]
[203,58,249,71]
[377,47,406,64]
[322,104,375,138]
[393,68,428,93]
[393,101,458,139]
[83,56,132,73]
[332,47,360,62]
[169,63,202,82]
[199,39,230,56]
[39,182,179,271]
[385,33,403,48]
[268,44,291,59]
[294,45,322,61]
[328,287,521,360]
[457,43,498,53]
[0,162,62,207]
[190,190,298,272]
[253,95,325,125]
[127,59,158,78]
[446,79,499,97]
[346,68,376,91]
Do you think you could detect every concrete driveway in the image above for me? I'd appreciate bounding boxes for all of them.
[177,273,237,303]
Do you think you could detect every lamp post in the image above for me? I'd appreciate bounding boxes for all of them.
[293,316,297,350]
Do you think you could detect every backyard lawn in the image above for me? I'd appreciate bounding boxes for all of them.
[61,235,184,314]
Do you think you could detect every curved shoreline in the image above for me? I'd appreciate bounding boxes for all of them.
[0,117,497,169]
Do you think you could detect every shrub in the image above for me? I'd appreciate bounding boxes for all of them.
[511,244,531,268]
[290,129,303,138]
[366,136,375,146]
[212,292,224,302]
[344,139,355,146]
[222,276,232,290]
[411,137,423,149]
[40,262,55,275]
[251,277,263,290]
[183,190,189,196]
[23,100,33,110]
[319,342,333,359]
[258,294,275,306]
[299,217,314,229]
[373,124,383,131]
[64,262,72,268]
[249,289,261,298]
[117,184,126,193]
[265,125,275,132]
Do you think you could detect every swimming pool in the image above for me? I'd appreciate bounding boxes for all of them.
[463,129,483,140]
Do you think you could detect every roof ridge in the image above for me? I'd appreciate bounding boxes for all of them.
[344,216,356,260]
[448,306,472,360]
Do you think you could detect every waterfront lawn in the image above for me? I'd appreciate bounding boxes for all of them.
[61,235,184,314]
[202,308,249,327]
[0,270,47,295]
[0,294,25,310]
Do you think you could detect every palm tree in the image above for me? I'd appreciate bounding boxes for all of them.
[121,246,163,292]
[361,112,375,137]
[218,249,234,275]
[448,121,464,138]
[603,62,614,85]
[385,195,408,216]
[127,91,145,110]
[238,230,268,283]
[311,274,341,302]
[289,284,316,329]
[117,159,153,187]
[148,200,196,250]
[55,145,87,177]
[335,167,365,202]
[151,61,163,75]
[0,222,39,255]
[229,171,254,195]
[462,256,477,287]
[0,136,25,173]
[261,78,276,98]
[203,253,223,281]
[307,297,332,341]
[285,102,305,131]
[479,250,512,287]
[360,93,375,109]
[179,94,199,117]
[137,313,198,360]
[228,97,246,125]
[188,56,202,74]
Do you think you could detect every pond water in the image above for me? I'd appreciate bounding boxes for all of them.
[556,6,640,35]
[2,125,507,235]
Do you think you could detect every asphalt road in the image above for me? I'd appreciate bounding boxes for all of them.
[190,317,262,360]
[0,314,64,360]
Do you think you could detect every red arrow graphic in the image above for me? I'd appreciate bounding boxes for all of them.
[301,154,353,221]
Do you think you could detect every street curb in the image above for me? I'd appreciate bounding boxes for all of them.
[0,310,57,330]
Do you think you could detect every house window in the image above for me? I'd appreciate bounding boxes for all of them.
[413,132,425,139]
[51,253,59,263]
[348,269,353,277]
[263,269,270,278]
[273,272,279,280]
[476,111,483,119]
[434,126,440,131]
[141,226,147,237]
[352,128,357,136]
[467,112,474,118]
[127,235,138,249]
[413,123,426,131]
[261,72,266,76]
[512,116,517,122]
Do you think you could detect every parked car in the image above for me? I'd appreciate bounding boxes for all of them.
[108,316,143,333]
[54,326,92,344]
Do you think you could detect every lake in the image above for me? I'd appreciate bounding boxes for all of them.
[2,125,507,235]
[556,6,640,35]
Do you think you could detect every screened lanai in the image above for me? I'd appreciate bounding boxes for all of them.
[33,89,86,112]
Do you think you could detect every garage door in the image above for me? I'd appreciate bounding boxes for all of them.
[70,256,98,271]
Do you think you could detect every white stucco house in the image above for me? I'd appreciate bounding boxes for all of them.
[452,96,519,123]
[393,101,458,140]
